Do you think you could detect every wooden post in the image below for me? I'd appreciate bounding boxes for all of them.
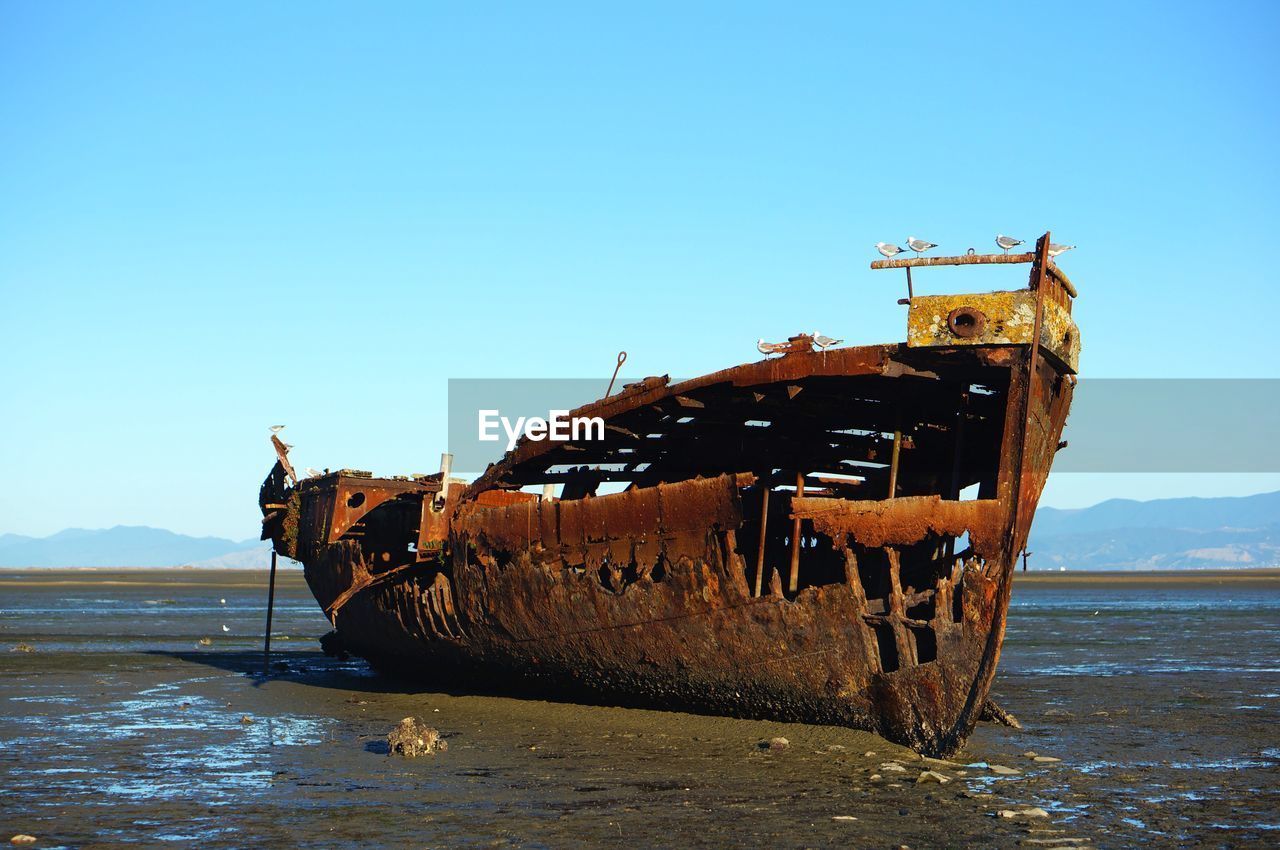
[788,472,805,594]
[754,486,770,597]
[263,549,278,676]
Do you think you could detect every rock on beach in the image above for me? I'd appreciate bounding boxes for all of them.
[387,717,448,757]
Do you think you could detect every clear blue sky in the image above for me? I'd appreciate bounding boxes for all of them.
[3,1,1278,539]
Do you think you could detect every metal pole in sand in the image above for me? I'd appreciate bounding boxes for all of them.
[263,550,278,676]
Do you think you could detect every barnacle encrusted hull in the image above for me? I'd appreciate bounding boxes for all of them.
[260,235,1079,756]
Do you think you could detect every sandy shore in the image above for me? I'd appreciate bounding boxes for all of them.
[2,568,1277,847]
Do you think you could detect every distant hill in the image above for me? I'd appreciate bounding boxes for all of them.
[0,526,270,568]
[1028,491,1280,570]
[2,490,1278,570]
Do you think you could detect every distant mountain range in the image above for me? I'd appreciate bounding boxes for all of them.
[1,490,1277,570]
[1028,490,1280,570]
[0,527,271,568]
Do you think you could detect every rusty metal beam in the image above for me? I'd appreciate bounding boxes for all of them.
[1047,265,1078,297]
[887,429,902,498]
[870,250,1078,298]
[871,252,1034,269]
[754,486,769,597]
[787,471,804,594]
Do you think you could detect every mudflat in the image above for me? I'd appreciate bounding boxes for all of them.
[1,568,1276,848]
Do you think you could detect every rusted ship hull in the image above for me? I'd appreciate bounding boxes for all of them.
[261,235,1079,756]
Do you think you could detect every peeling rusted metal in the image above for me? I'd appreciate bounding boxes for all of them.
[260,232,1078,757]
[871,251,1037,269]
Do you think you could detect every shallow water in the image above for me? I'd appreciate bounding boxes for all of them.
[1,569,1276,848]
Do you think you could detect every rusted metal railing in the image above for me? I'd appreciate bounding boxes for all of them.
[870,250,1078,298]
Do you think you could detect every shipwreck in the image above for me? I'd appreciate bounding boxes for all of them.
[260,232,1079,756]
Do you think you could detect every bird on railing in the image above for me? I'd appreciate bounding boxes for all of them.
[812,333,842,351]
[906,236,937,257]
[996,234,1024,254]
[876,242,907,259]
[1047,243,1076,258]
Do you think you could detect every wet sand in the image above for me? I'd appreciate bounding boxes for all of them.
[2,569,1277,848]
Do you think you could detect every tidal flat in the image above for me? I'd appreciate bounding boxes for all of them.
[1,568,1277,848]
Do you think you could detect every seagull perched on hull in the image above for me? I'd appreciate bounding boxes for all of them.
[758,338,789,356]
[875,242,907,259]
[1047,243,1076,258]
[906,236,937,257]
[995,234,1024,254]
[812,332,842,351]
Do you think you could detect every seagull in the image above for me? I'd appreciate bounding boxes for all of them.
[269,425,285,433]
[906,236,937,257]
[1047,243,1076,258]
[304,467,323,479]
[875,242,907,259]
[757,338,790,356]
[812,332,843,351]
[995,234,1024,254]
[221,624,230,632]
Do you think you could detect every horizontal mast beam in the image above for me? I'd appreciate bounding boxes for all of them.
[870,251,1078,298]
[870,252,1033,269]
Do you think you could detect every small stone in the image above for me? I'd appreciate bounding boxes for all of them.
[387,717,447,757]
[863,751,877,757]
[1043,708,1073,717]
[879,761,907,772]
[1033,756,1062,763]
[996,806,1050,819]
[869,774,882,780]
[10,643,35,653]
[826,744,846,752]
[768,737,789,751]
[240,715,254,724]
[898,808,910,816]
[10,837,37,846]
[198,638,212,646]
[989,764,1021,775]
[831,815,858,822]
[1090,710,1110,717]
[916,770,950,784]
[1023,751,1038,758]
